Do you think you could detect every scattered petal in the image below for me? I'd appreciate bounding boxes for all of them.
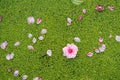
[14,70,19,77]
[6,54,11,60]
[63,43,78,59]
[87,52,93,57]
[38,36,44,40]
[108,6,114,11]
[94,48,100,53]
[33,37,37,43]
[10,52,14,59]
[0,41,8,49]
[77,15,82,21]
[28,45,34,50]
[115,35,120,42]
[96,5,104,11]
[14,42,20,46]
[28,33,33,38]
[99,37,103,43]
[22,75,28,80]
[0,16,2,22]
[67,17,72,26]
[47,50,52,56]
[36,18,42,24]
[33,77,39,80]
[82,9,86,14]
[109,34,112,38]
[27,16,35,24]
[41,29,47,34]
[74,37,81,42]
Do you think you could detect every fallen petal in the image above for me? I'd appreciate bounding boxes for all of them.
[87,52,93,57]
[14,70,19,77]
[82,9,86,14]
[115,35,120,42]
[41,29,47,34]
[22,75,28,80]
[74,37,81,42]
[77,15,82,21]
[47,50,52,56]
[67,17,72,24]
[6,54,11,60]
[36,18,42,24]
[38,36,44,40]
[0,41,8,49]
[28,33,33,38]
[32,37,37,43]
[99,37,103,43]
[10,52,14,59]
[94,48,100,53]
[14,42,20,46]
[28,45,34,50]
[33,77,39,80]
[27,16,35,24]
[108,6,114,11]
[96,5,104,11]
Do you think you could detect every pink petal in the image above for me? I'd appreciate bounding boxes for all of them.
[109,34,112,38]
[36,18,42,24]
[96,5,104,11]
[27,16,35,24]
[94,48,100,53]
[77,15,82,21]
[82,9,86,14]
[14,70,19,77]
[28,45,34,50]
[108,6,114,11]
[87,52,93,57]
[6,54,11,60]
[99,37,103,43]
[0,41,8,49]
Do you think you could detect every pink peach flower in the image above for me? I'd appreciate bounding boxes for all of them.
[0,41,8,49]
[63,43,78,59]
[108,6,114,11]
[96,5,104,11]
[87,52,93,57]
[36,18,42,24]
[99,37,103,43]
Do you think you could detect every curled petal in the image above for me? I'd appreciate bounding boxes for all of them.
[82,9,86,14]
[0,41,8,49]
[96,5,104,11]
[87,52,93,57]
[77,15,82,21]
[108,6,114,11]
[28,45,34,50]
[41,29,47,34]
[37,18,42,24]
[14,70,19,77]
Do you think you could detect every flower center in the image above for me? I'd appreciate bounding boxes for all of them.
[68,48,73,54]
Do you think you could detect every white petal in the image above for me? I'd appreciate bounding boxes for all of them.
[38,36,44,40]
[116,35,120,42]
[47,50,52,56]
[33,77,39,80]
[28,45,34,50]
[41,29,47,34]
[14,42,20,46]
[14,70,19,77]
[22,75,28,80]
[32,37,37,43]
[28,33,33,38]
[10,52,14,59]
[94,48,100,53]
[74,37,81,42]
[6,54,11,60]
[99,47,105,52]
[67,17,72,23]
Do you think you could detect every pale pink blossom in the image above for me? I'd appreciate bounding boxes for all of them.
[115,35,120,42]
[0,41,8,49]
[96,5,104,11]
[36,18,42,24]
[14,41,20,46]
[27,16,35,24]
[82,9,86,14]
[77,15,82,21]
[63,43,78,59]
[108,6,114,11]
[99,37,103,43]
[6,52,14,60]
[87,52,93,57]
[28,45,34,50]
[14,70,19,77]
